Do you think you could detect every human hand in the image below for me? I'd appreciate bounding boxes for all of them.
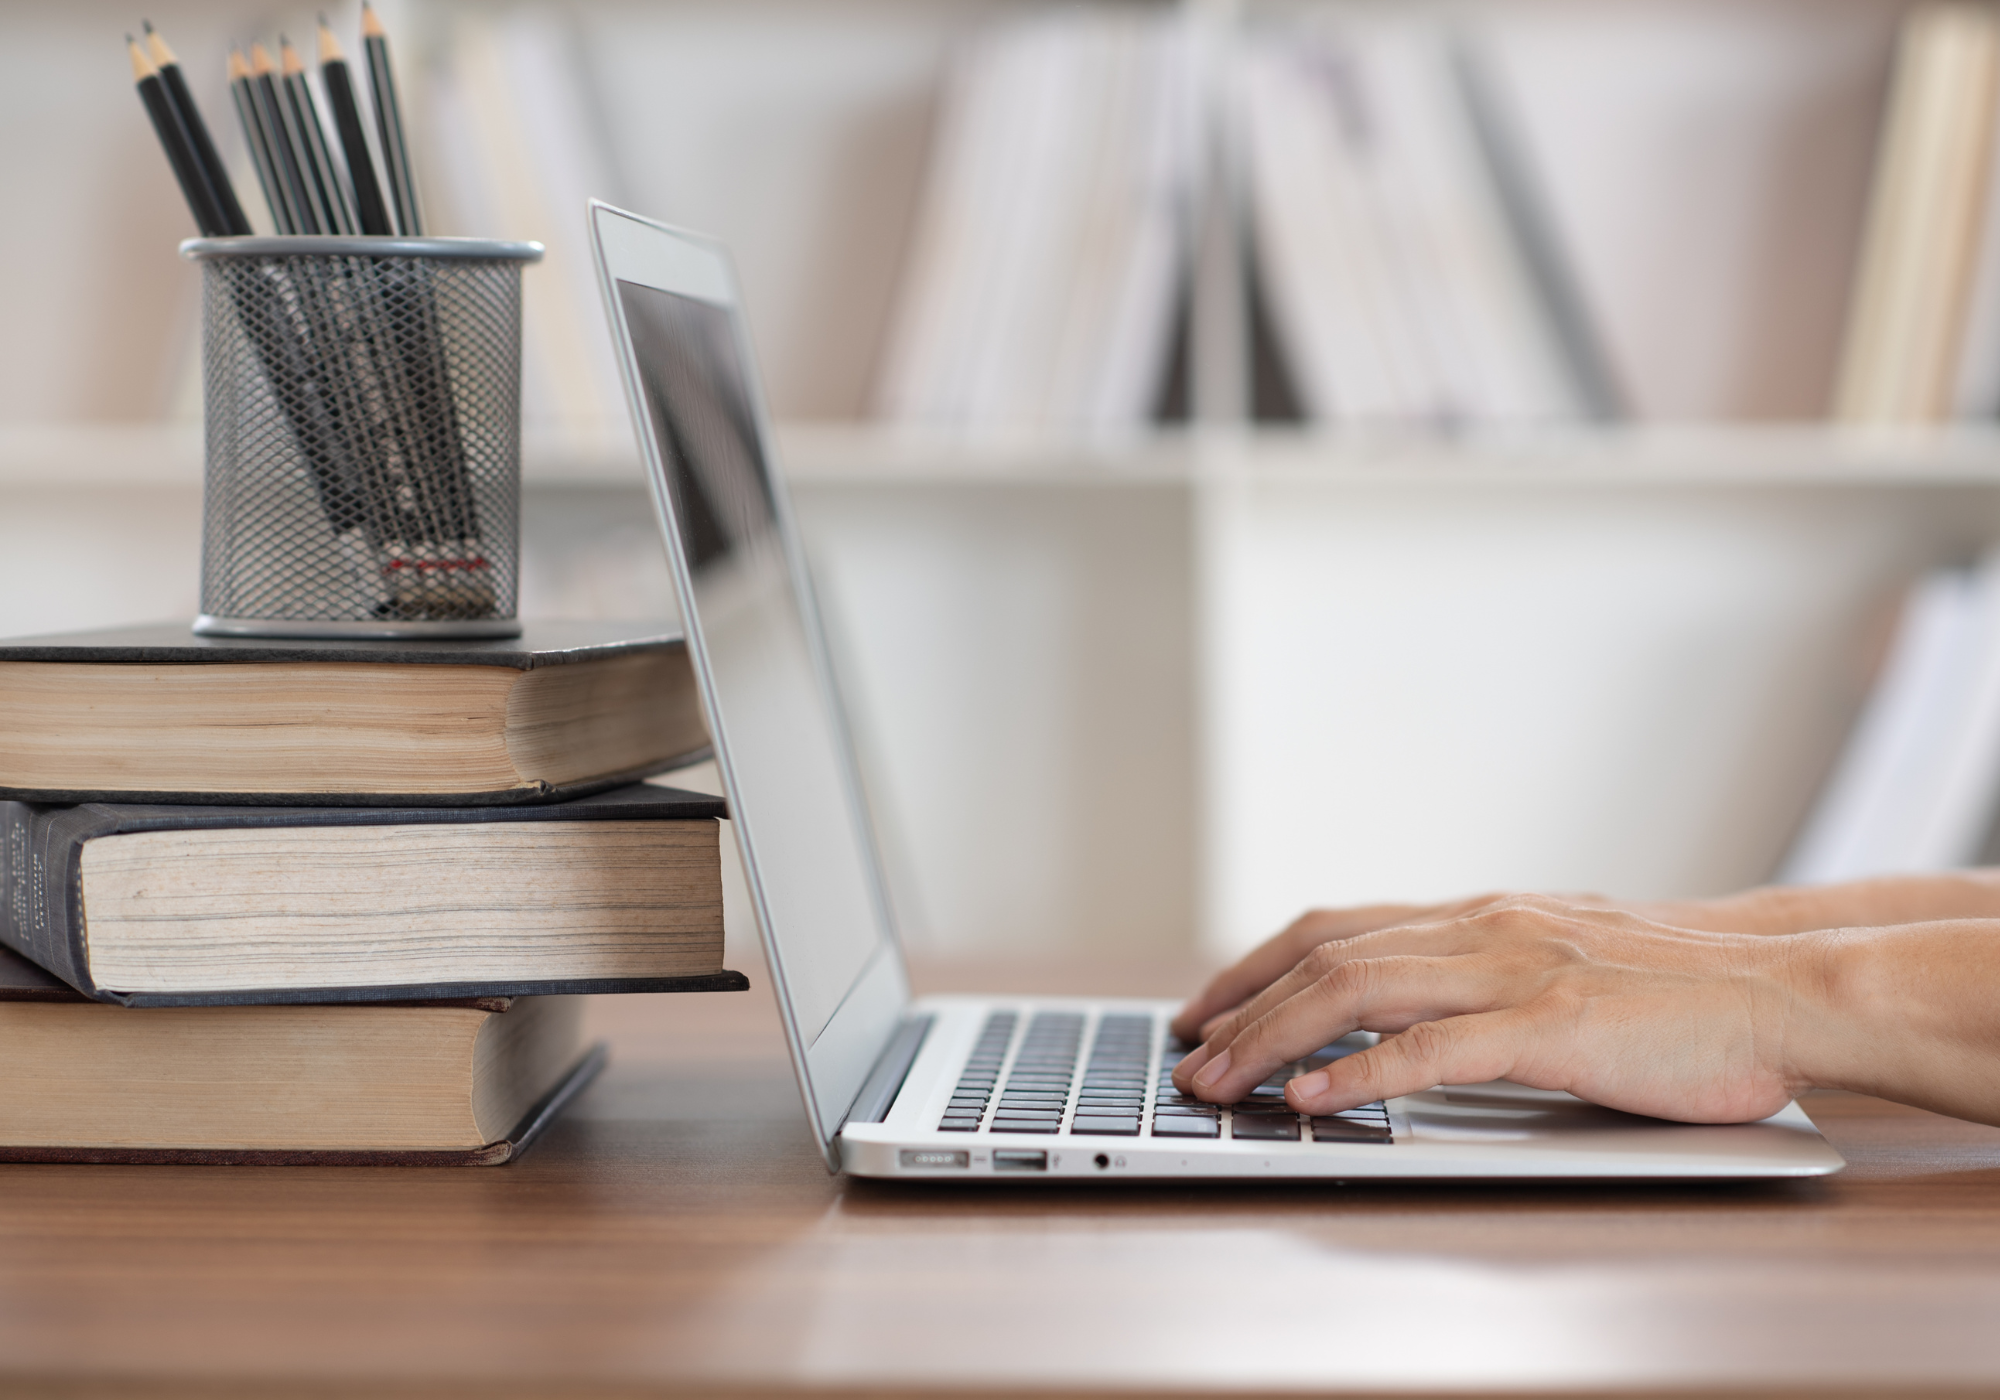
[1170,892,1609,1045]
[1169,895,1809,1124]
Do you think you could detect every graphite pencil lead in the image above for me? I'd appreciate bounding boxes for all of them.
[143,22,175,67]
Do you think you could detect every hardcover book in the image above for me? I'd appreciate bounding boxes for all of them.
[0,620,708,805]
[0,783,745,1006]
[0,944,603,1165]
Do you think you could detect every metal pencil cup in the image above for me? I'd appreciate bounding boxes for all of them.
[183,236,544,639]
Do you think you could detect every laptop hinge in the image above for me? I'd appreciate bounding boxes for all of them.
[843,1014,934,1126]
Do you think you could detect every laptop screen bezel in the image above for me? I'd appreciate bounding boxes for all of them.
[588,200,910,1170]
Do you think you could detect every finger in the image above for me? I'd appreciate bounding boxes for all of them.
[1168,903,1455,1041]
[1185,952,1521,1102]
[1173,918,1497,1091]
[1285,1008,1534,1113]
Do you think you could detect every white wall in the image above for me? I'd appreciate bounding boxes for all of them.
[1200,472,2000,952]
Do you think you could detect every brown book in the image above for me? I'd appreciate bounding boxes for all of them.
[0,621,708,805]
[0,944,604,1165]
[1,784,743,1006]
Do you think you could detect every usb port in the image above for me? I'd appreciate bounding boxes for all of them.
[992,1149,1047,1172]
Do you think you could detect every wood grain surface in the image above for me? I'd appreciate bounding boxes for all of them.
[3,953,1999,1399]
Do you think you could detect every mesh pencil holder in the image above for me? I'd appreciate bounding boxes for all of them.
[182,236,544,639]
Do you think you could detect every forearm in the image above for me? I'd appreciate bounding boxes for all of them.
[1784,920,2000,1126]
[1633,870,2000,936]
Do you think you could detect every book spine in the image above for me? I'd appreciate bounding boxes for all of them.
[0,803,95,997]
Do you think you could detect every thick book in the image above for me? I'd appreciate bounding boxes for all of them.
[0,944,603,1165]
[0,783,746,1006]
[0,620,709,806]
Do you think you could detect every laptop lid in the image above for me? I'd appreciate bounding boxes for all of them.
[589,201,911,1169]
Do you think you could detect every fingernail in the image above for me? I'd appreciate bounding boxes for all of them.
[1287,1069,1329,1106]
[1192,1048,1232,1090]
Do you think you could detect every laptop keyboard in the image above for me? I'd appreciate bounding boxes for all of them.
[936,1010,1392,1144]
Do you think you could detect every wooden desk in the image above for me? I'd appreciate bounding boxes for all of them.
[6,954,2000,1398]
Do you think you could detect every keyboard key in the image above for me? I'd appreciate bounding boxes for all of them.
[991,1120,1061,1134]
[1070,1116,1141,1136]
[1150,1115,1219,1137]
[1231,1115,1301,1141]
[1152,1104,1217,1117]
[1311,1119,1393,1143]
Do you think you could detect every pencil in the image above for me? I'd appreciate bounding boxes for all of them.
[317,17,392,236]
[142,22,250,237]
[250,42,319,234]
[228,48,289,234]
[280,35,353,236]
[362,2,421,235]
[129,35,226,236]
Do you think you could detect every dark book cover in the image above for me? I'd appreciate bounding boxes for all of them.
[0,618,685,668]
[0,620,712,807]
[0,783,748,1007]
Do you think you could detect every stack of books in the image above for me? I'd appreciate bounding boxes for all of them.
[0,620,734,1165]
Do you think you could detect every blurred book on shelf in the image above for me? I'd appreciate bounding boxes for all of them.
[1836,2,2000,424]
[872,8,1198,435]
[424,7,628,432]
[870,4,1619,436]
[1239,10,1620,428]
[1782,549,2000,884]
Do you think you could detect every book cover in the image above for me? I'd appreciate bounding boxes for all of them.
[0,946,607,1166]
[0,620,711,806]
[0,783,747,1006]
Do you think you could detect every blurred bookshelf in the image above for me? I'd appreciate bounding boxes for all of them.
[10,420,2000,490]
[11,0,2000,961]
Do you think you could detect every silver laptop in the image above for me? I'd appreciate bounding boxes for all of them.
[589,201,1844,1182]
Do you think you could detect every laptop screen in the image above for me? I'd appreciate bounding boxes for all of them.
[615,277,891,1046]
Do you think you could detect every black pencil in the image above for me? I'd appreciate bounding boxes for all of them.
[362,2,421,235]
[249,41,319,235]
[129,34,226,236]
[280,35,353,235]
[143,22,250,236]
[317,17,392,236]
[228,47,289,233]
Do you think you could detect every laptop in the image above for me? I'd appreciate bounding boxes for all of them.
[588,200,1845,1182]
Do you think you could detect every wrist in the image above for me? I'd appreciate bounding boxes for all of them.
[1762,926,1884,1096]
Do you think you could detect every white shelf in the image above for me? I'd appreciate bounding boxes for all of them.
[6,421,2000,490]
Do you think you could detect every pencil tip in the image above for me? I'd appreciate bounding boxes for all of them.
[142,18,155,33]
[142,22,175,65]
